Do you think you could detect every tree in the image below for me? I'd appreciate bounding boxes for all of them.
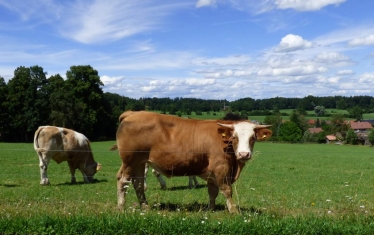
[329,114,349,137]
[345,129,358,145]
[0,76,8,141]
[368,129,374,146]
[65,65,109,139]
[6,66,48,141]
[264,113,282,140]
[278,121,302,142]
[290,110,308,134]
[314,105,326,116]
[348,106,363,121]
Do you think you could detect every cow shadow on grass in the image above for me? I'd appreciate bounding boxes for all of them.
[153,201,226,212]
[0,183,18,187]
[153,202,264,214]
[54,179,108,186]
[165,184,207,191]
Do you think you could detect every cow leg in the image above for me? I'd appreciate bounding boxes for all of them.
[144,163,149,191]
[207,182,219,211]
[189,176,198,188]
[116,164,132,209]
[219,183,239,214]
[67,161,77,184]
[38,153,50,185]
[132,163,148,210]
[152,169,167,189]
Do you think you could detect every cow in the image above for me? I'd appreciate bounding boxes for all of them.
[34,126,101,185]
[110,144,198,189]
[115,111,272,213]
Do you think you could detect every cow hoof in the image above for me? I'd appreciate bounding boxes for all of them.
[229,206,240,214]
[140,203,149,211]
[40,180,50,185]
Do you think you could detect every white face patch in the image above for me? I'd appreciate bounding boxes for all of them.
[232,122,256,160]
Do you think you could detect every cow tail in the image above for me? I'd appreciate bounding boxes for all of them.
[34,126,45,151]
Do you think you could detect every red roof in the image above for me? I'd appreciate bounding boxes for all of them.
[350,121,373,130]
[308,127,323,134]
[326,135,337,141]
[308,119,316,125]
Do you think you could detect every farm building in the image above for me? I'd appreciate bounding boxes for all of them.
[349,121,373,133]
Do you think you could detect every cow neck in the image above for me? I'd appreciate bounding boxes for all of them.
[224,139,245,183]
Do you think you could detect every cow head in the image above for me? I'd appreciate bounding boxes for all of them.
[85,162,102,182]
[218,122,272,162]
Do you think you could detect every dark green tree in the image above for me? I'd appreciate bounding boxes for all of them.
[264,113,282,140]
[345,129,358,145]
[290,110,308,134]
[368,129,374,146]
[6,66,47,141]
[278,121,302,142]
[65,65,110,139]
[348,106,363,121]
[0,76,8,141]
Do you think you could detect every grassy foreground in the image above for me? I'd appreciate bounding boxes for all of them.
[1,141,374,234]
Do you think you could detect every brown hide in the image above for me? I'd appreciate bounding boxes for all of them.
[116,111,239,178]
[34,126,100,184]
[116,111,272,213]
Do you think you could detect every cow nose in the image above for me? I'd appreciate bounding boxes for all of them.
[238,152,250,158]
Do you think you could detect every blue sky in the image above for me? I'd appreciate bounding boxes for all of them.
[0,0,373,101]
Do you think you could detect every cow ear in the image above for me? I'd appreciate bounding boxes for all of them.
[255,129,272,141]
[96,163,102,171]
[218,127,233,142]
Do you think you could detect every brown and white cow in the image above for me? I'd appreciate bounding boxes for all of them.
[115,111,272,213]
[34,126,101,185]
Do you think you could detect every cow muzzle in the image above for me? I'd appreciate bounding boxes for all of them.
[237,152,251,161]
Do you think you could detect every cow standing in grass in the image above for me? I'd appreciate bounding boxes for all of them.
[115,111,272,213]
[34,126,101,185]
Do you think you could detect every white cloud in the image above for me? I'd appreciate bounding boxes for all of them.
[196,0,216,8]
[100,75,124,86]
[315,52,350,63]
[336,70,354,75]
[272,65,327,76]
[274,34,313,52]
[359,73,374,83]
[275,0,346,11]
[185,78,216,85]
[348,34,374,47]
[60,1,189,44]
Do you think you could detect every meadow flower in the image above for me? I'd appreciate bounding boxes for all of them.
[201,221,205,224]
[326,199,331,202]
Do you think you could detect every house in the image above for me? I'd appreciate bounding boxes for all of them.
[349,121,373,133]
[307,127,323,134]
[326,135,337,144]
[307,119,316,126]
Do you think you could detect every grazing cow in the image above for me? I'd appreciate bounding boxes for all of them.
[34,126,101,185]
[110,145,197,189]
[115,111,272,213]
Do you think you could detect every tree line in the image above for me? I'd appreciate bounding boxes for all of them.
[1,65,374,142]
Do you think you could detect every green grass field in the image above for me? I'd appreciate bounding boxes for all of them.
[1,142,374,234]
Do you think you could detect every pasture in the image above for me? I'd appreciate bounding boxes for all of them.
[1,141,374,234]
